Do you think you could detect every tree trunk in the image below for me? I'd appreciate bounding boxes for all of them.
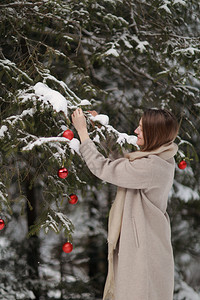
[26,178,41,300]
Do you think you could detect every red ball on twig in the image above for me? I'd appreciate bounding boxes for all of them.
[57,168,68,179]
[178,160,187,170]
[0,219,5,230]
[62,242,73,253]
[68,194,78,205]
[62,130,74,140]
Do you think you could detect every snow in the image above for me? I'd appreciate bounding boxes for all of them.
[40,210,74,237]
[19,108,35,118]
[7,108,36,125]
[0,59,32,82]
[43,214,59,233]
[172,47,200,56]
[159,0,174,13]
[159,3,171,14]
[93,135,100,143]
[105,48,119,57]
[0,125,8,138]
[47,290,61,299]
[69,138,81,155]
[78,99,91,106]
[116,133,138,146]
[180,253,191,264]
[173,180,199,202]
[132,35,149,53]
[106,125,138,147]
[178,140,196,160]
[16,291,35,299]
[22,136,81,155]
[104,0,123,4]
[175,281,200,300]
[0,189,7,202]
[85,113,137,148]
[41,73,83,104]
[136,41,149,53]
[121,34,133,49]
[173,0,187,6]
[22,137,69,151]
[123,39,133,49]
[0,237,10,248]
[89,114,109,126]
[55,212,74,231]
[34,82,68,117]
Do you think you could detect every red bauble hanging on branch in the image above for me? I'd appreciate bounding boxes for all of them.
[0,219,5,230]
[68,194,78,205]
[178,160,187,170]
[57,167,68,179]
[62,242,73,253]
[62,129,74,140]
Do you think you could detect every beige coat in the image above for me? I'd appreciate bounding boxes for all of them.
[80,138,178,300]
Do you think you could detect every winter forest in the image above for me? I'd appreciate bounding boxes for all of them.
[0,0,200,299]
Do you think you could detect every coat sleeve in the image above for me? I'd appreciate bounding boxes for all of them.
[79,138,152,189]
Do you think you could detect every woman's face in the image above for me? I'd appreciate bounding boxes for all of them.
[134,119,144,147]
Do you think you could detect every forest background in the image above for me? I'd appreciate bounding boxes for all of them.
[0,0,200,299]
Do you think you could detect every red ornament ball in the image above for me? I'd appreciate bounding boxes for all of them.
[57,167,68,179]
[0,219,5,230]
[178,160,187,170]
[62,242,73,253]
[62,129,74,140]
[69,194,78,205]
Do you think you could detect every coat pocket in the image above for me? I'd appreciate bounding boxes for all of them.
[131,217,140,248]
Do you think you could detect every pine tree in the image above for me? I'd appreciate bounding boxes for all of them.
[0,0,200,298]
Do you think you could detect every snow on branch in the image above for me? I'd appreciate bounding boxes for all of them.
[22,136,80,155]
[159,4,171,14]
[39,72,91,107]
[34,82,68,117]
[173,0,187,6]
[173,180,199,202]
[6,108,36,125]
[41,211,74,234]
[0,58,32,83]
[103,124,137,147]
[18,80,91,119]
[0,183,8,202]
[132,35,149,53]
[15,81,136,157]
[0,1,43,8]
[0,125,8,138]
[172,47,200,56]
[104,43,120,57]
[174,270,200,300]
[55,212,74,232]
[22,137,68,151]
[89,114,109,126]
[87,113,138,147]
[159,0,187,13]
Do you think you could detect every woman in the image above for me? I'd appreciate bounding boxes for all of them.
[71,108,179,300]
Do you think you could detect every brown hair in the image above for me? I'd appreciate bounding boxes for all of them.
[141,109,179,152]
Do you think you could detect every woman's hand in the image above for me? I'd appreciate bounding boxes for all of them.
[87,110,102,128]
[72,108,87,132]
[88,110,98,117]
[88,110,98,128]
[71,108,89,143]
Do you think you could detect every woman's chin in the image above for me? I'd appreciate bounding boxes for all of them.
[137,140,144,147]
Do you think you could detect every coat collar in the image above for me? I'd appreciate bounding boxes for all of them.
[125,142,178,161]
